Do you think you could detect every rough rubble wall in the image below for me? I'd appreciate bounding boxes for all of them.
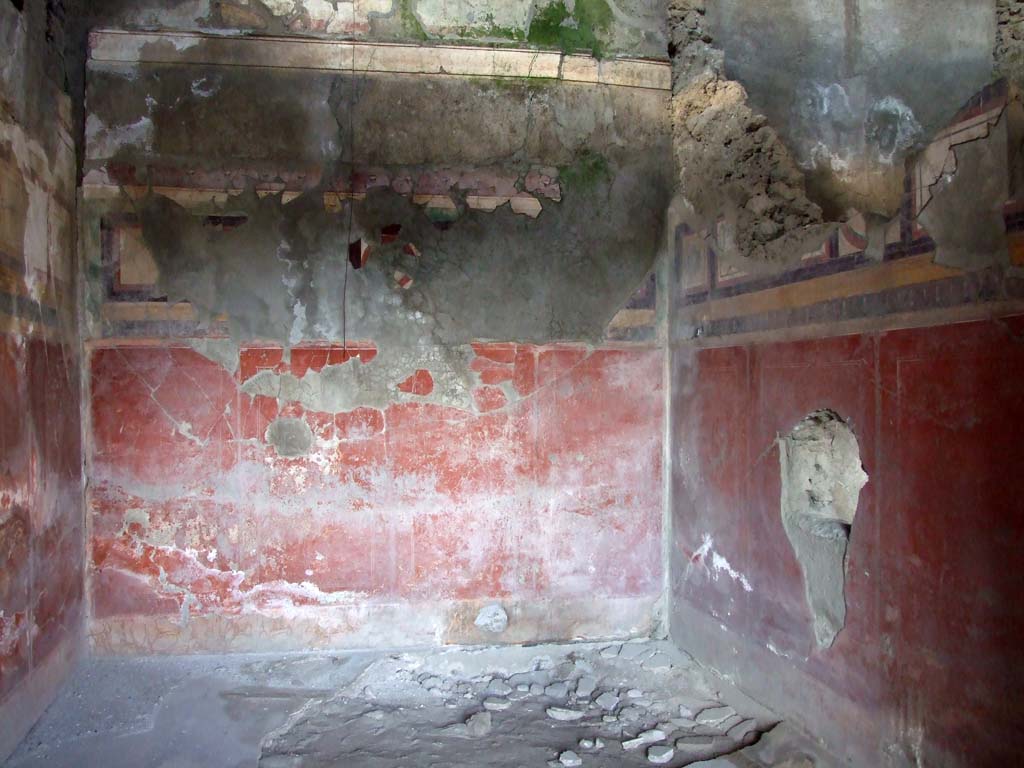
[996,2,1024,215]
[998,0,1024,84]
[669,1,998,272]
[705,0,994,219]
[81,54,671,651]
[668,1,832,268]
[0,0,84,761]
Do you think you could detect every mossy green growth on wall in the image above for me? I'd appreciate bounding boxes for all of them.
[398,0,429,40]
[527,0,613,57]
[560,150,612,196]
[453,13,527,42]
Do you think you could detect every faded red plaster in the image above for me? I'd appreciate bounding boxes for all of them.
[88,341,664,647]
[473,386,508,412]
[1,335,83,708]
[471,342,517,364]
[673,315,1024,765]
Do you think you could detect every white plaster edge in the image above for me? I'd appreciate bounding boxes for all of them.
[88,595,659,655]
[87,30,671,91]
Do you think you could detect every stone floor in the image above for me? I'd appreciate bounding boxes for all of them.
[6,641,819,767]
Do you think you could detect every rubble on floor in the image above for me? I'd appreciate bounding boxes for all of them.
[8,641,796,768]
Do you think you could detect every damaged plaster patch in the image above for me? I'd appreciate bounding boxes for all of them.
[473,603,509,634]
[668,1,834,265]
[865,96,924,164]
[414,0,532,37]
[915,98,1010,270]
[779,410,868,649]
[242,344,475,411]
[85,114,154,159]
[684,534,753,594]
[187,338,240,374]
[267,417,314,457]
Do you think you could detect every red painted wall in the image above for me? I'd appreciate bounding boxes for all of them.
[0,336,83,723]
[88,341,664,651]
[671,316,1024,766]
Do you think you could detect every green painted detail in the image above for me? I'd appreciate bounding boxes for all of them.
[527,0,613,58]
[398,0,429,41]
[560,150,612,195]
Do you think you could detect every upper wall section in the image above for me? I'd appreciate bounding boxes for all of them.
[82,32,672,346]
[2,1,77,343]
[74,0,669,59]
[705,0,995,217]
[667,2,1024,345]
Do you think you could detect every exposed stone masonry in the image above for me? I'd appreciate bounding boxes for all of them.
[668,0,832,264]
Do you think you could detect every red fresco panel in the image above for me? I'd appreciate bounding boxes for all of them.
[87,340,665,632]
[673,346,751,627]
[90,347,237,485]
[531,348,663,597]
[0,505,31,701]
[677,316,1024,764]
[748,335,880,706]
[1,335,84,706]
[879,317,1024,765]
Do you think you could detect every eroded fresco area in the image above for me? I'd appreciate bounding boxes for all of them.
[667,0,1002,275]
[89,342,663,651]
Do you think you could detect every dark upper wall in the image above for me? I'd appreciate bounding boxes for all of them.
[705,0,995,218]
[81,43,673,349]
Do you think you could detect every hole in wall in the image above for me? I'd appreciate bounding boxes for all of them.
[9,0,24,11]
[779,409,869,649]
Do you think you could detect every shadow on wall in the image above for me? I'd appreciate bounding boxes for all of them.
[779,410,868,649]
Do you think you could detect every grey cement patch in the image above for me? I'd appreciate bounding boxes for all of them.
[267,417,315,457]
[7,642,783,768]
[241,344,476,411]
[474,604,509,634]
[188,337,240,374]
[921,111,1012,271]
[779,410,868,650]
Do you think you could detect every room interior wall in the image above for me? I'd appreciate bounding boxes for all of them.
[667,71,1024,766]
[78,33,673,653]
